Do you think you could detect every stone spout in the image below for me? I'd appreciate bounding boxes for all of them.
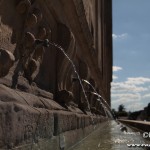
[34,39,50,48]
[71,76,79,82]
[57,90,74,105]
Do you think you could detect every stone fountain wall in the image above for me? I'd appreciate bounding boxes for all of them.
[0,0,112,149]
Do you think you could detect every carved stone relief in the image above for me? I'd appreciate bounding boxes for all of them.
[16,0,31,14]
[56,23,76,106]
[12,0,51,88]
[0,49,15,77]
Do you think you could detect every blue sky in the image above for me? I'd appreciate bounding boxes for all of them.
[111,0,150,111]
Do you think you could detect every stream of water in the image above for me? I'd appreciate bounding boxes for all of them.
[49,42,90,111]
[82,79,114,118]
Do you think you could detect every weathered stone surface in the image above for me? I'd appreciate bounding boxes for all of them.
[16,0,31,14]
[37,27,47,39]
[24,32,35,48]
[0,84,107,149]
[25,13,37,28]
[67,105,83,114]
[0,84,108,149]
[57,90,74,105]
[0,84,64,110]
[77,114,87,129]
[24,58,38,82]
[33,47,45,62]
[53,111,78,135]
[0,102,54,149]
[33,87,53,99]
[33,8,43,22]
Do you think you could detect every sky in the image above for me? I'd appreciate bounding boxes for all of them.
[111,0,150,112]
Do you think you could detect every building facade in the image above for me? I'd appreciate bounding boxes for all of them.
[0,0,112,149]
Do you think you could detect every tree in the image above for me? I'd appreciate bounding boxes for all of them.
[147,103,150,116]
[118,104,125,112]
[117,104,128,117]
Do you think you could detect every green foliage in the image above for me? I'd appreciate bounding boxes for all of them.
[118,104,125,112]
[128,110,142,120]
[147,103,150,116]
[117,111,128,117]
[112,104,128,118]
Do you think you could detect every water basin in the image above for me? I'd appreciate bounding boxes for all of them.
[69,120,150,150]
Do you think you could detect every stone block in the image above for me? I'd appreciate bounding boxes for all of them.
[53,111,77,135]
[0,102,54,149]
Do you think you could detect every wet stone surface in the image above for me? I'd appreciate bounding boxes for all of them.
[69,120,150,150]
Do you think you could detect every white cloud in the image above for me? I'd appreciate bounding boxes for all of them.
[112,93,141,105]
[112,98,140,105]
[112,95,144,111]
[111,82,148,93]
[125,77,150,85]
[111,76,150,111]
[112,93,141,100]
[113,66,122,72]
[112,33,128,40]
[127,103,143,111]
[112,98,142,112]
[143,94,150,99]
[113,75,118,80]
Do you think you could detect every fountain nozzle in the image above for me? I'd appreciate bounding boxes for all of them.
[71,76,79,82]
[34,39,50,48]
